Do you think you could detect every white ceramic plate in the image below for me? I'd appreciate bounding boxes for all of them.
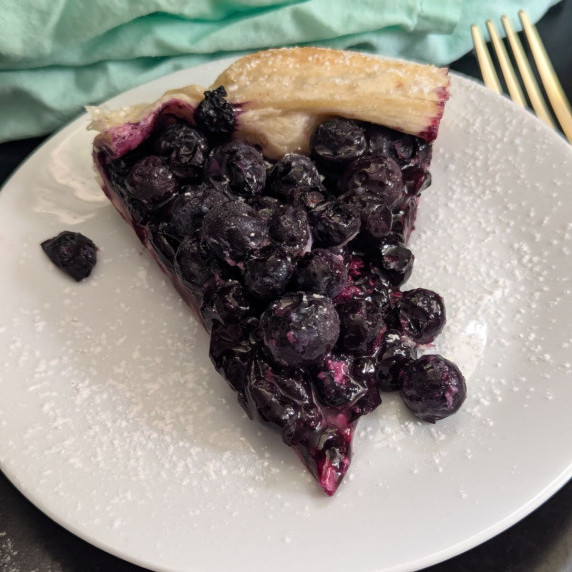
[1,58,571,572]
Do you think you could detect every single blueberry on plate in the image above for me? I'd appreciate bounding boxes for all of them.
[399,354,466,423]
[194,86,236,142]
[205,141,266,199]
[260,292,340,366]
[41,231,97,282]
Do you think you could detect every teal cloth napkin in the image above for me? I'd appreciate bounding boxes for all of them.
[0,0,561,143]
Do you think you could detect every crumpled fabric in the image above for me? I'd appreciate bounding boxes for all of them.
[0,0,561,142]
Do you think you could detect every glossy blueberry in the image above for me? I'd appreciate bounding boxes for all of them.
[402,166,432,198]
[147,221,179,267]
[244,245,294,301]
[174,234,212,292]
[388,288,446,345]
[375,330,418,392]
[201,201,267,264]
[335,298,385,356]
[268,205,311,256]
[125,155,178,205]
[310,202,360,248]
[41,231,97,282]
[169,184,229,239]
[310,119,367,169]
[194,86,236,142]
[205,141,266,199]
[289,187,327,211]
[365,124,432,169]
[399,354,466,423]
[245,351,321,445]
[314,356,368,408]
[200,279,252,333]
[267,154,325,201]
[340,154,404,208]
[260,292,340,366]
[209,320,256,393]
[249,195,282,222]
[293,249,347,298]
[375,235,414,287]
[154,123,209,180]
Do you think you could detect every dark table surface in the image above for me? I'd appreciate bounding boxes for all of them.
[1,2,571,571]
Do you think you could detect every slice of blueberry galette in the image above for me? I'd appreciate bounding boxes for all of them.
[89,47,466,496]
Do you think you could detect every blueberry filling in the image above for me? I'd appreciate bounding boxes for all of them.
[94,111,465,496]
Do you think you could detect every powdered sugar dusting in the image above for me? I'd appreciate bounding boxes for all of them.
[0,73,571,572]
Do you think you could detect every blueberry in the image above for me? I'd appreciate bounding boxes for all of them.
[349,361,382,420]
[310,202,360,248]
[268,205,311,256]
[205,141,266,199]
[249,195,282,222]
[125,155,178,205]
[201,201,267,264]
[375,330,418,392]
[200,279,252,333]
[313,356,368,408]
[194,86,236,142]
[244,246,294,301]
[365,124,432,169]
[41,231,97,282]
[293,249,347,298]
[147,221,179,268]
[340,154,404,208]
[335,298,385,356]
[154,123,209,180]
[289,187,328,211]
[267,154,325,201]
[399,354,466,423]
[402,166,432,198]
[388,288,446,345]
[341,189,393,243]
[209,320,255,393]
[310,119,367,169]
[169,184,229,239]
[260,292,340,367]
[390,207,417,244]
[245,351,321,445]
[174,234,211,292]
[375,235,414,287]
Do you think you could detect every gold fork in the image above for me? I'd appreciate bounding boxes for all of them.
[471,10,572,143]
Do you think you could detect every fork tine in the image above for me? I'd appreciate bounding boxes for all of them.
[471,25,502,94]
[486,19,526,108]
[501,15,556,129]
[519,10,572,142]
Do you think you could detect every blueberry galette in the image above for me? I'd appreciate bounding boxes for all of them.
[90,47,466,496]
